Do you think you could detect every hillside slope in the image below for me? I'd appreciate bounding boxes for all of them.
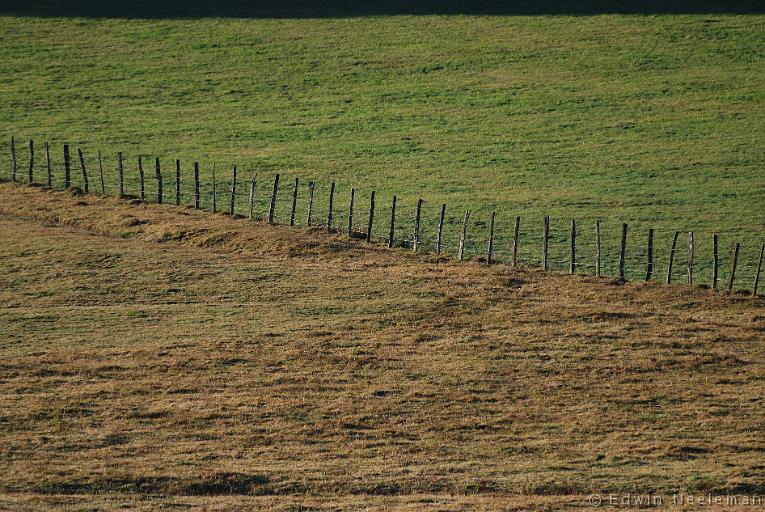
[0,182,763,510]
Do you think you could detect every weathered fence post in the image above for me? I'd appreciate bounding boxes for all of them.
[268,173,279,224]
[413,199,423,252]
[290,177,299,226]
[753,243,764,297]
[27,140,34,183]
[728,242,740,292]
[248,175,256,220]
[193,162,200,209]
[595,220,601,277]
[569,218,576,274]
[513,216,520,267]
[138,156,145,201]
[666,231,679,284]
[646,228,654,281]
[348,188,355,236]
[687,231,694,285]
[542,216,549,271]
[155,158,163,204]
[487,211,496,265]
[64,145,72,188]
[306,181,315,226]
[435,203,446,255]
[211,163,217,213]
[45,142,52,188]
[175,159,181,206]
[10,137,17,182]
[458,211,470,261]
[327,181,335,230]
[388,195,397,248]
[77,148,88,193]
[712,234,719,289]
[366,191,375,242]
[116,151,123,196]
[619,223,628,280]
[229,165,237,215]
[97,150,105,195]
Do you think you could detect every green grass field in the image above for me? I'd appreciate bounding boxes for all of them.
[1,2,764,283]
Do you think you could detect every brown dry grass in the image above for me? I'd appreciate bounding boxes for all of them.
[0,182,763,510]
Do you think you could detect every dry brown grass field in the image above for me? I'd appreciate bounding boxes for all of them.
[0,182,763,510]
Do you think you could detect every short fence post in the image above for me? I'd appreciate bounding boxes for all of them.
[687,231,694,285]
[11,137,17,182]
[348,188,355,236]
[646,228,654,281]
[458,211,470,261]
[712,234,719,289]
[542,216,549,271]
[569,218,576,274]
[268,173,279,224]
[413,199,423,252]
[193,162,200,209]
[306,181,315,226]
[211,163,217,213]
[513,216,520,267]
[327,181,335,230]
[229,165,237,215]
[97,150,105,195]
[290,177,299,226]
[666,231,679,284]
[248,175,256,220]
[77,148,88,193]
[116,151,123,196]
[155,158,163,204]
[138,156,145,201]
[64,145,72,188]
[366,191,375,242]
[595,220,601,277]
[435,203,446,255]
[619,223,628,280]
[27,140,34,184]
[487,211,496,265]
[175,159,181,206]
[753,243,764,297]
[45,142,52,188]
[728,242,740,292]
[388,195,396,248]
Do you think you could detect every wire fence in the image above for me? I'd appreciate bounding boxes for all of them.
[4,136,764,296]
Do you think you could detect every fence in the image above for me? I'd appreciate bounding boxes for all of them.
[5,136,764,297]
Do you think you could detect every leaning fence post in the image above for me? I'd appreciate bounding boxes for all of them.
[155,158,163,204]
[388,195,397,248]
[11,137,17,182]
[728,242,740,292]
[229,165,237,215]
[348,188,355,236]
[569,218,576,274]
[193,162,200,209]
[413,199,423,252]
[64,145,72,188]
[687,231,694,285]
[116,151,123,196]
[268,173,279,224]
[45,142,52,188]
[306,181,315,226]
[513,216,520,267]
[458,211,470,261]
[97,150,105,195]
[595,220,601,277]
[646,228,654,281]
[366,191,375,242]
[487,211,496,265]
[542,216,549,271]
[77,148,88,193]
[27,140,34,184]
[138,156,145,201]
[176,159,181,206]
[619,223,628,280]
[290,177,299,226]
[248,175,256,220]
[666,231,679,284]
[435,203,446,255]
[753,243,764,297]
[327,181,335,230]
[712,234,719,289]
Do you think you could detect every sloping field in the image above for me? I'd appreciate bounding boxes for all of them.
[0,182,763,510]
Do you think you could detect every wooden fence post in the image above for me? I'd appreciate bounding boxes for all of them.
[595,220,601,277]
[435,203,446,255]
[366,191,375,242]
[327,181,335,230]
[542,216,549,271]
[176,159,181,206]
[413,199,423,252]
[27,140,34,183]
[211,163,217,213]
[348,188,355,236]
[290,177,299,226]
[248,175,256,220]
[229,165,237,215]
[194,162,200,209]
[388,195,397,248]
[155,158,163,204]
[753,243,764,297]
[77,148,88,193]
[65,145,72,189]
[138,156,145,201]
[11,137,16,182]
[687,231,694,285]
[666,231,679,284]
[619,223,628,280]
[116,151,123,196]
[458,211,470,261]
[306,181,315,226]
[45,142,52,188]
[97,150,105,195]
[487,211,496,265]
[268,173,279,224]
[513,216,520,267]
[712,234,719,289]
[569,218,576,274]
[728,242,740,292]
[646,228,654,281]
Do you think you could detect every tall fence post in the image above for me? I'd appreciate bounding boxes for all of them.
[211,163,217,213]
[569,218,576,274]
[435,203,446,255]
[290,177,299,226]
[388,195,396,248]
[27,140,34,184]
[542,216,549,271]
[595,220,601,277]
[366,191,375,242]
[666,231,679,284]
[646,228,654,281]
[97,150,105,195]
[513,216,520,267]
[248,175,256,220]
[687,231,694,285]
[194,162,200,209]
[77,148,88,193]
[11,137,17,182]
[327,181,335,230]
[116,151,123,196]
[306,181,315,226]
[619,223,628,280]
[45,142,52,188]
[753,243,764,297]
[229,165,237,215]
[728,242,740,292]
[413,199,423,252]
[175,159,181,206]
[712,234,719,289]
[458,211,470,261]
[64,145,72,189]
[348,188,355,236]
[487,211,496,265]
[155,158,163,204]
[138,156,145,201]
[268,173,279,224]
